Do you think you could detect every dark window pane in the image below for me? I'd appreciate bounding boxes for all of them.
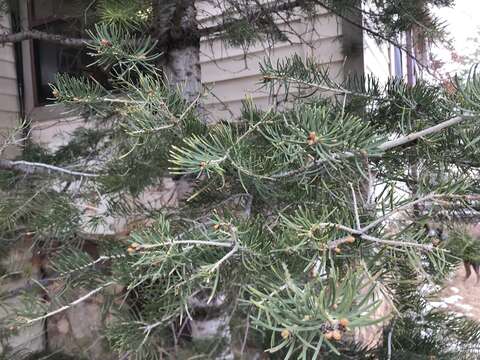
[33,41,91,104]
[29,1,108,105]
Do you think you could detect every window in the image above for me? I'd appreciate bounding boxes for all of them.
[27,0,107,105]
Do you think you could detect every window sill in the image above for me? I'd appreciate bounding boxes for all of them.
[28,104,83,123]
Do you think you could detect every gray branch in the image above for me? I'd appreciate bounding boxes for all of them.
[0,29,90,47]
[0,159,99,178]
[272,115,472,179]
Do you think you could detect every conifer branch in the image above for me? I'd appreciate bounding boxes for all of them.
[271,115,472,179]
[262,73,370,98]
[377,115,468,151]
[0,29,90,46]
[351,183,361,229]
[0,160,100,178]
[56,254,127,277]
[327,223,434,250]
[133,240,235,251]
[23,281,114,325]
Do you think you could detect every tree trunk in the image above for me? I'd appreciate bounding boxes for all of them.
[153,0,202,104]
[153,2,233,358]
[166,45,202,104]
[188,295,235,360]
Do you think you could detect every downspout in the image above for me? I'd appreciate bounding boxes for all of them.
[405,30,415,86]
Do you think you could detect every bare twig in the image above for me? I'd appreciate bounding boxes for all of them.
[209,242,239,273]
[328,227,433,251]
[0,29,90,47]
[57,254,127,277]
[271,115,471,179]
[135,240,234,251]
[0,160,99,178]
[387,322,394,360]
[240,307,251,356]
[23,281,114,325]
[378,116,466,151]
[362,193,480,233]
[351,183,361,229]
[362,194,438,232]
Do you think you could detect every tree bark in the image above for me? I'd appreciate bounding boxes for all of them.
[0,159,98,177]
[153,2,233,358]
[0,29,90,46]
[188,295,235,360]
[154,0,202,104]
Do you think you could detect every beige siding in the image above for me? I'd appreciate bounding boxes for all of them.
[198,3,350,120]
[0,15,20,158]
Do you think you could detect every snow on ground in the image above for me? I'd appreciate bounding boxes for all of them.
[434,266,480,320]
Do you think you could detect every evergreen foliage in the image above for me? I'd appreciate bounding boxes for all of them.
[1,0,480,359]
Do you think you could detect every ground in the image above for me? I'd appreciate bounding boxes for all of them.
[434,265,480,320]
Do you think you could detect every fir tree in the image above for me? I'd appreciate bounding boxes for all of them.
[2,0,480,359]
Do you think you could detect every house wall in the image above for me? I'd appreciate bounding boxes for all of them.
[0,15,20,159]
[363,33,392,84]
[26,3,357,142]
[198,2,355,120]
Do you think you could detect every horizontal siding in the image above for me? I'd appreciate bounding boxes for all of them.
[0,77,19,96]
[0,43,16,62]
[0,112,20,128]
[204,61,344,120]
[0,59,17,79]
[0,94,19,113]
[200,13,340,62]
[24,3,350,140]
[363,33,391,83]
[199,4,345,121]
[0,16,20,159]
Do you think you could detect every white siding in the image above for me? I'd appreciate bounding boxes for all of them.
[0,15,20,158]
[363,33,392,84]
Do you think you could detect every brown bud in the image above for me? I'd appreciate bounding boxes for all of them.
[52,89,59,98]
[213,224,221,230]
[100,38,112,47]
[332,303,338,310]
[200,161,207,169]
[281,329,291,339]
[431,238,440,246]
[307,131,318,146]
[335,247,341,254]
[127,247,136,254]
[332,329,342,341]
[345,235,355,244]
[324,331,334,340]
[339,318,349,328]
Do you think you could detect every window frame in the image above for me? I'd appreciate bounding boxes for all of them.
[24,0,94,109]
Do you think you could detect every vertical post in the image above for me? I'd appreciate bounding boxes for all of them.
[405,30,415,86]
